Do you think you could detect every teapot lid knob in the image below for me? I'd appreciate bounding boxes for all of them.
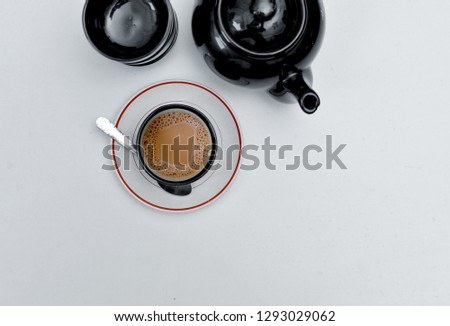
[250,0,277,21]
[218,0,305,55]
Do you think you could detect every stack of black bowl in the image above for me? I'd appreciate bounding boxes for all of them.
[83,0,178,66]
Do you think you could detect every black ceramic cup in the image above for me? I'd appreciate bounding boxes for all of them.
[83,0,178,66]
[135,103,218,196]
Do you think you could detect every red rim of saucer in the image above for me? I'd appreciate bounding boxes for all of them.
[112,81,243,212]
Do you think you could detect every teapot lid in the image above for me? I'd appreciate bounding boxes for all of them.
[217,0,305,56]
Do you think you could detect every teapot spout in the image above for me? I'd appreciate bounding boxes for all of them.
[270,67,321,114]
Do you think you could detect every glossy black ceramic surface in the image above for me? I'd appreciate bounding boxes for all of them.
[83,0,178,66]
[192,0,325,114]
[220,0,305,54]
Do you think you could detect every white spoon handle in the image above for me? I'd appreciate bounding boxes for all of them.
[96,117,136,153]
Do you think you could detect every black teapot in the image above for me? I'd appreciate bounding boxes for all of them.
[192,0,325,114]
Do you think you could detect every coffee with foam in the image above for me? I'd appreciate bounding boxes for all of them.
[139,108,214,182]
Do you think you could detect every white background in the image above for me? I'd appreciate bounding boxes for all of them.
[1,0,449,305]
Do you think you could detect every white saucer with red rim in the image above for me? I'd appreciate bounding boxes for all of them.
[112,80,243,212]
